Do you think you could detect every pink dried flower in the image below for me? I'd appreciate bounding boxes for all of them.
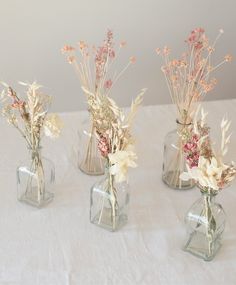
[11,100,25,109]
[109,50,115,58]
[130,56,136,64]
[95,30,116,81]
[161,66,170,75]
[120,41,127,48]
[186,154,199,168]
[79,41,86,50]
[61,45,75,53]
[186,28,206,50]
[98,135,110,157]
[200,79,217,93]
[156,48,161,55]
[207,46,215,53]
[170,59,178,67]
[183,132,200,168]
[192,134,199,143]
[67,56,75,64]
[107,30,113,43]
[163,46,171,56]
[224,54,232,62]
[104,79,113,89]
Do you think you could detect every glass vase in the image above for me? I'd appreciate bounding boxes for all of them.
[183,186,226,261]
[162,120,194,190]
[90,168,129,232]
[17,147,55,208]
[78,118,105,176]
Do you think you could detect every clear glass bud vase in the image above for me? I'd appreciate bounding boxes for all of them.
[183,186,226,261]
[90,168,129,232]
[78,118,105,176]
[162,120,194,190]
[17,147,55,208]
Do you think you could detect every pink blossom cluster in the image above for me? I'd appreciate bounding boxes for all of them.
[104,79,113,89]
[186,28,207,50]
[183,134,200,168]
[8,87,25,110]
[95,30,115,85]
[61,45,75,53]
[98,135,110,157]
[200,78,217,93]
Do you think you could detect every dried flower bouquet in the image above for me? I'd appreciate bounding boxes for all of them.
[0,82,63,207]
[85,86,146,230]
[157,28,232,189]
[181,107,236,190]
[181,108,236,260]
[62,30,136,175]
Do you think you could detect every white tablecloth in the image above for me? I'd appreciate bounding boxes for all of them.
[0,99,236,285]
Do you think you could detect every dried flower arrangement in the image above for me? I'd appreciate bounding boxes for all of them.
[180,107,236,191]
[156,28,232,124]
[1,82,62,147]
[85,85,146,230]
[156,28,232,189]
[181,107,236,260]
[62,30,136,175]
[0,82,63,207]
[84,87,146,182]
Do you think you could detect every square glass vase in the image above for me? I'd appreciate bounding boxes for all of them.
[183,187,226,261]
[17,147,55,208]
[90,172,129,232]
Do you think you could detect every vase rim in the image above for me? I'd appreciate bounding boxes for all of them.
[198,184,219,196]
[176,119,192,126]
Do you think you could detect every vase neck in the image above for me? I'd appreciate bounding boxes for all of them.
[104,163,116,184]
[176,119,191,127]
[202,192,216,202]
[199,186,218,202]
[176,120,191,137]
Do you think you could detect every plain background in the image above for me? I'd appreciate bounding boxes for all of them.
[0,0,235,112]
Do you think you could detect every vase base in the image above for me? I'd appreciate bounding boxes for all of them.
[18,190,54,208]
[90,207,128,232]
[162,170,195,190]
[79,158,104,176]
[183,230,222,261]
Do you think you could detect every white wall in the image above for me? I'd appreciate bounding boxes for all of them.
[0,0,235,112]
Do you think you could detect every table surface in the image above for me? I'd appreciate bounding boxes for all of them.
[0,99,236,285]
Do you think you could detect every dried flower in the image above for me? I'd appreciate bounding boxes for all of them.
[67,56,75,64]
[83,86,146,182]
[157,28,231,124]
[224,54,232,62]
[79,41,86,50]
[181,108,236,192]
[129,56,136,64]
[163,46,171,56]
[155,48,161,55]
[44,113,63,138]
[109,150,137,183]
[0,82,62,148]
[120,41,127,48]
[61,45,75,53]
[98,135,110,157]
[62,30,135,97]
[104,79,113,89]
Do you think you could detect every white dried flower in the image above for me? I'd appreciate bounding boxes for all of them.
[44,113,63,138]
[109,149,137,183]
[180,156,226,190]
